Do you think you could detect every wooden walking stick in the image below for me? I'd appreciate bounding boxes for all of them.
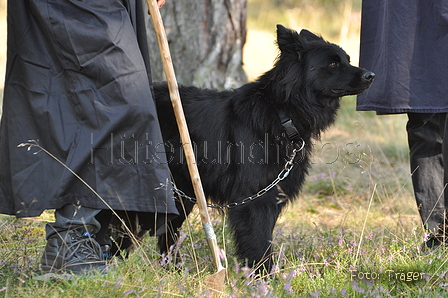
[146,0,226,293]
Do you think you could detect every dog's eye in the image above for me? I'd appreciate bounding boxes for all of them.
[329,62,338,67]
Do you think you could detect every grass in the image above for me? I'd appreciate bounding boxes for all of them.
[2,96,447,297]
[2,0,448,297]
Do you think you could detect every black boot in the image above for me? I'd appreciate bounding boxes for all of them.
[40,226,108,274]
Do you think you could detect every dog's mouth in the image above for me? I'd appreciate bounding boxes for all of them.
[331,87,369,96]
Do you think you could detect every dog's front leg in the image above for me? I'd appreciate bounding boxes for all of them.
[158,199,195,267]
[227,196,283,276]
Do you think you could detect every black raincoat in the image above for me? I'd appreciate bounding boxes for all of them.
[357,0,448,114]
[0,0,179,228]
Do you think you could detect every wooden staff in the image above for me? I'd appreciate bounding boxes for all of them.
[146,0,226,293]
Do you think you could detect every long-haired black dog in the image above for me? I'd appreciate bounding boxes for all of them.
[153,25,374,274]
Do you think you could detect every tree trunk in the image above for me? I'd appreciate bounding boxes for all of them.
[146,0,248,90]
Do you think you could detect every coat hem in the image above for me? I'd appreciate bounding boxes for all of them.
[356,105,448,115]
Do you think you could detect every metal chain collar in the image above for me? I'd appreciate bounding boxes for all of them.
[173,139,305,209]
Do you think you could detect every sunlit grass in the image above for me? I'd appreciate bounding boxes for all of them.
[2,93,445,296]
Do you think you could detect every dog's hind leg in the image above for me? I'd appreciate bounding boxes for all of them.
[227,197,284,276]
[158,199,195,267]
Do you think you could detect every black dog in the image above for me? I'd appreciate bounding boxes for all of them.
[154,25,374,274]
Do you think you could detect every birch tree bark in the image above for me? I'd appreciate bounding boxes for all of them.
[146,0,248,90]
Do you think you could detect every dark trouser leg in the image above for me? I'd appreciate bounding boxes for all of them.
[94,209,113,248]
[407,113,447,239]
[45,205,101,239]
[108,211,150,259]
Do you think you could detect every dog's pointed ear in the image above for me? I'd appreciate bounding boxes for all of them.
[299,29,323,42]
[276,24,303,55]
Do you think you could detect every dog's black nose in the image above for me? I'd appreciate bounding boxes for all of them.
[362,71,375,82]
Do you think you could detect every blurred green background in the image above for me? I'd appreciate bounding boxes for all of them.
[244,0,362,80]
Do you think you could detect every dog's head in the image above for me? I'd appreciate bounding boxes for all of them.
[275,25,374,98]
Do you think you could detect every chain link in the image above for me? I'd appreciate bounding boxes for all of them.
[173,139,305,209]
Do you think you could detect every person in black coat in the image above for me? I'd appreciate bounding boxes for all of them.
[0,0,178,275]
[357,0,448,251]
